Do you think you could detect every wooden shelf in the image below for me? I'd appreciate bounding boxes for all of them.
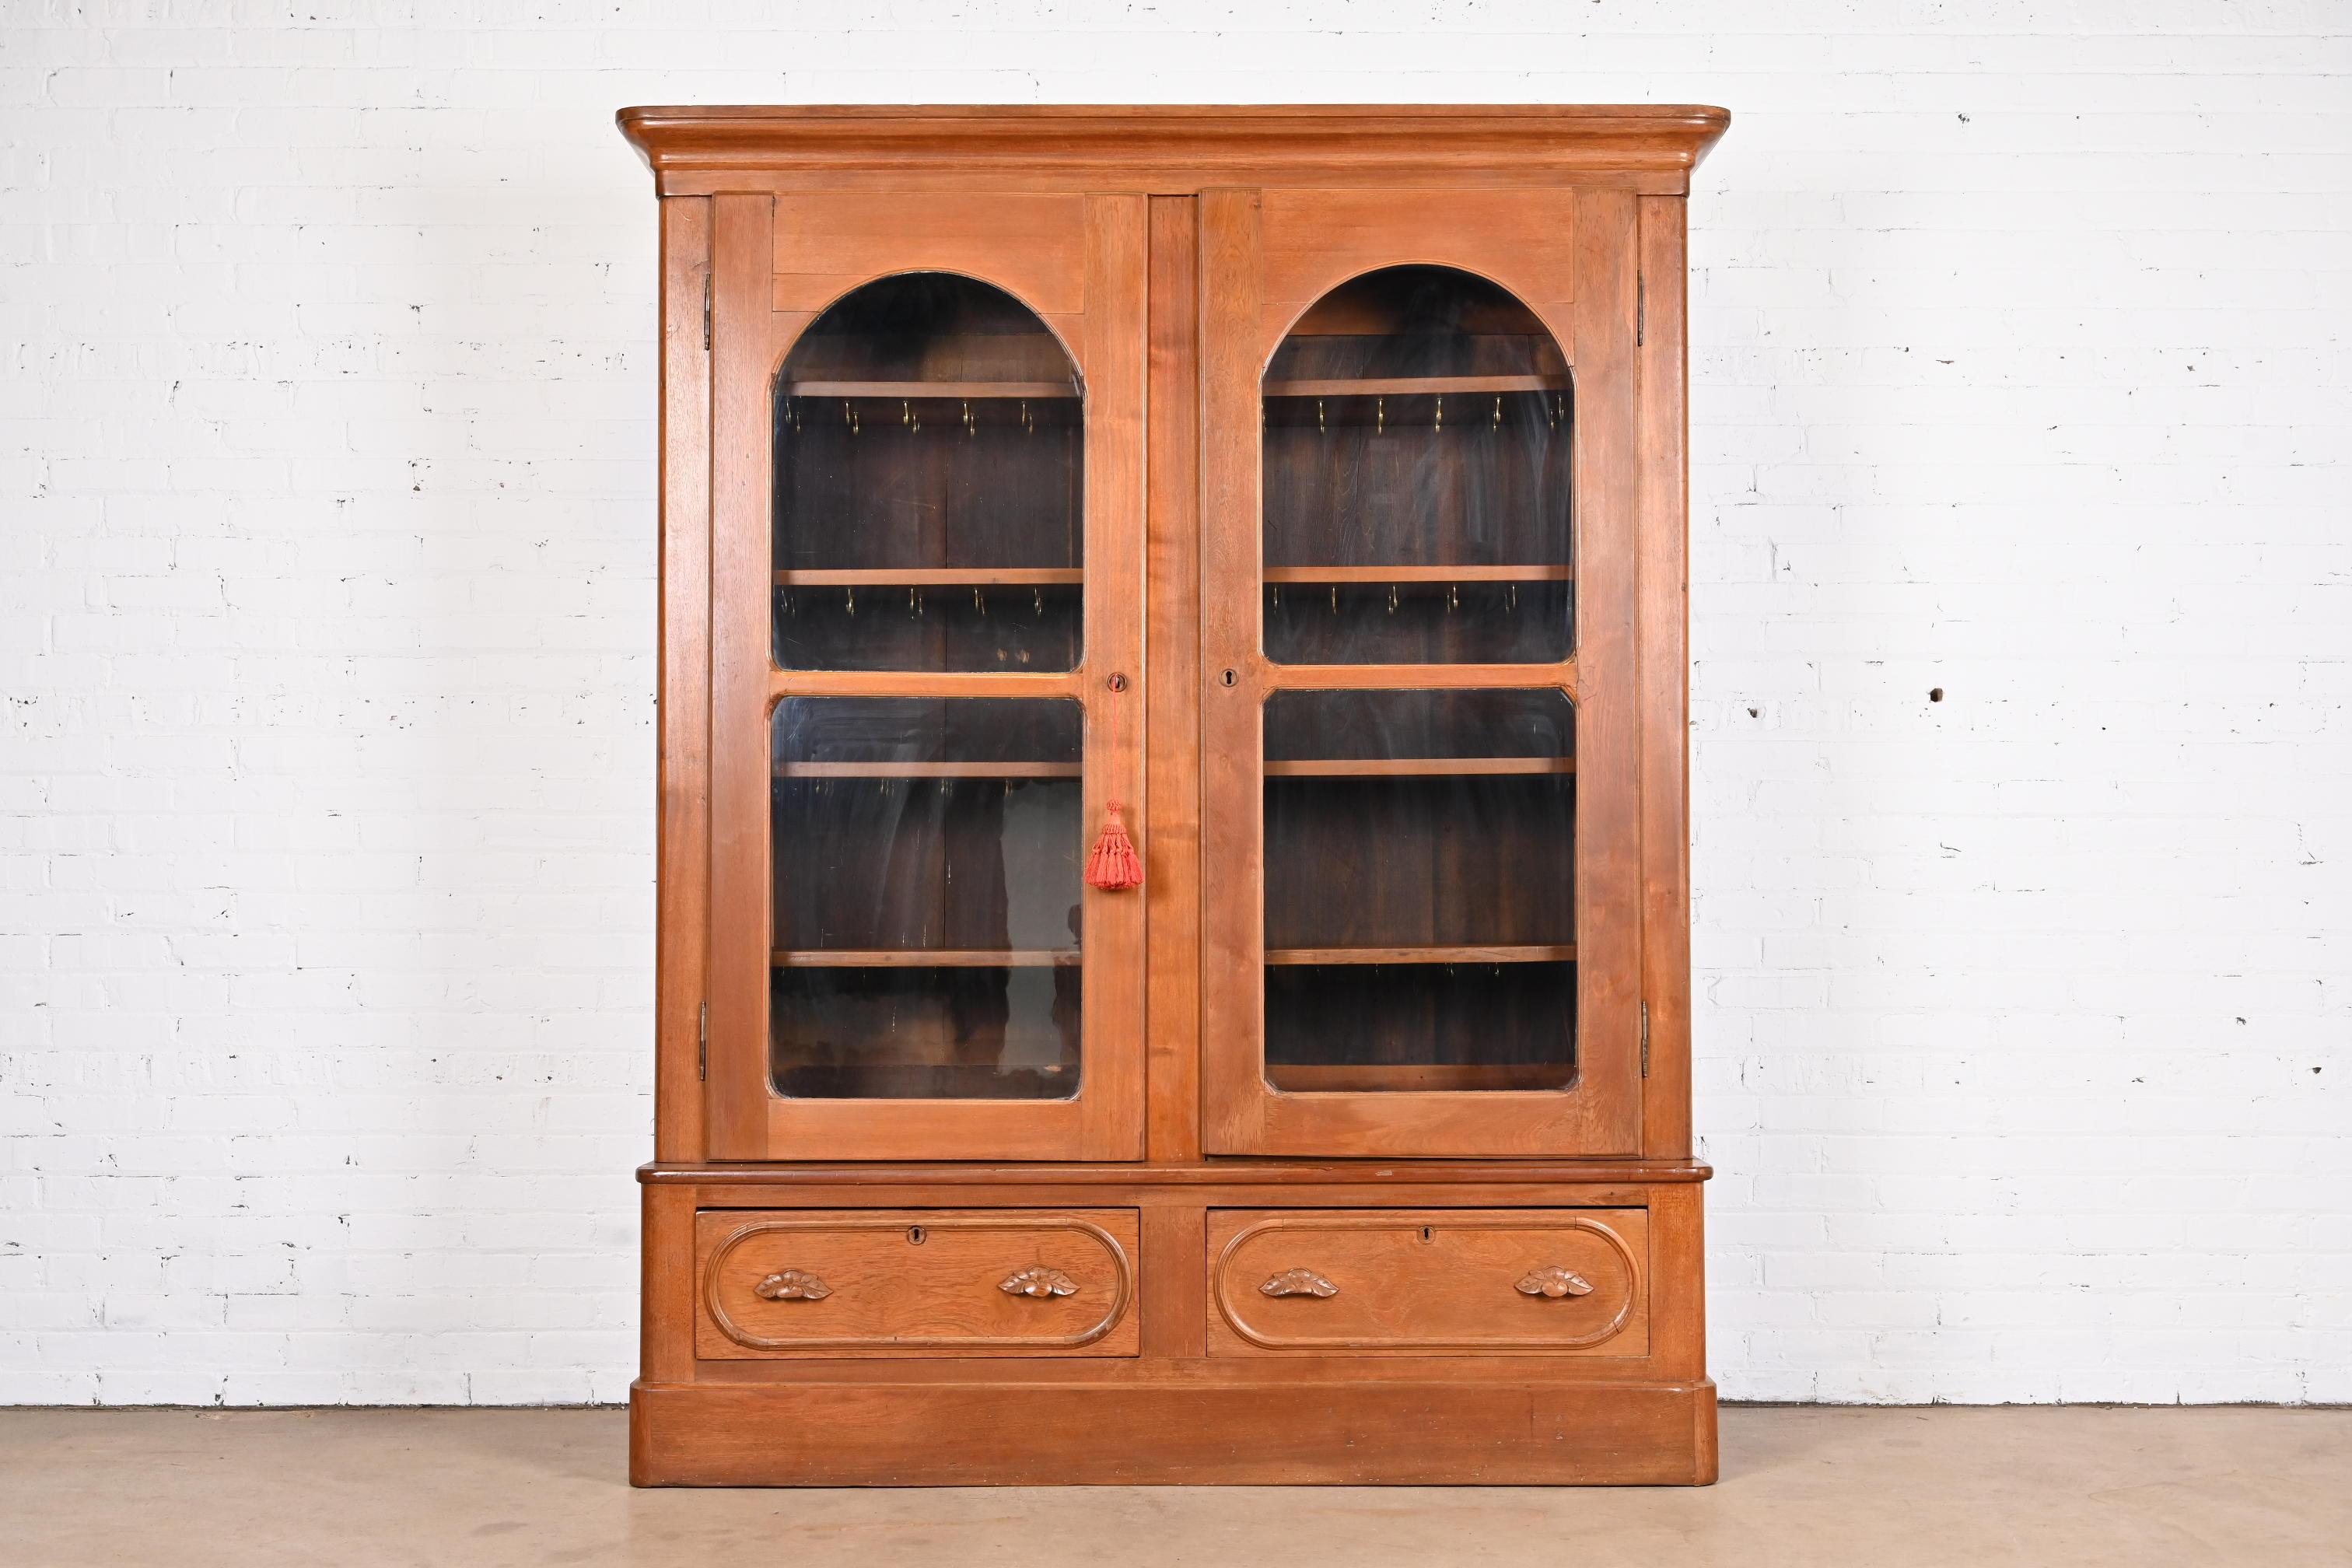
[1265,944,1575,967]
[1264,758,1573,778]
[1262,565,1572,584]
[1269,1062,1572,1093]
[784,380,1078,400]
[774,761,1081,779]
[774,949,1081,968]
[775,567,1083,588]
[1262,375,1570,397]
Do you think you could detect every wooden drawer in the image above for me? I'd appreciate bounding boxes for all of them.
[1206,1209,1647,1356]
[695,1209,1140,1359]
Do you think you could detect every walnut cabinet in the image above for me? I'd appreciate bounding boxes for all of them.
[618,105,1728,1486]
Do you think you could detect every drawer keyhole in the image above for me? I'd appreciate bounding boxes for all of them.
[906,1226,926,1245]
[1419,1226,1435,1243]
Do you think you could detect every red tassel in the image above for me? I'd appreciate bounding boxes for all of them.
[1084,800,1143,891]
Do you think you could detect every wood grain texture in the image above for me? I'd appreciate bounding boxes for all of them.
[1139,1201,1209,1358]
[1264,373,1570,397]
[1258,662,1579,693]
[703,191,781,1160]
[772,761,1083,779]
[775,567,1085,587]
[1637,195,1695,1161]
[768,669,1082,702]
[1206,1208,1648,1356]
[769,948,1080,967]
[1144,196,1205,1163]
[1069,192,1152,1162]
[1260,564,1574,584]
[1262,1062,1572,1092]
[783,380,1077,399]
[1257,188,1575,322]
[771,193,1087,316]
[694,1209,1140,1359]
[1264,943,1576,965]
[620,106,1731,191]
[630,1376,1717,1485]
[1262,756,1574,776]
[641,1161,1708,1188]
[1646,1181,1708,1384]
[1196,187,1269,1156]
[639,1182,698,1383]
[654,194,712,1165]
[1560,187,1649,1157]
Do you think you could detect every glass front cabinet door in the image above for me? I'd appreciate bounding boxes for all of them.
[705,194,1148,1159]
[1199,191,1646,1157]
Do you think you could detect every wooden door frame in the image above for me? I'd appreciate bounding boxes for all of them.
[1197,186,1647,1157]
[704,190,1149,1161]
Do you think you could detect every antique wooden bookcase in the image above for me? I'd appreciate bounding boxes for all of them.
[618,105,1728,1486]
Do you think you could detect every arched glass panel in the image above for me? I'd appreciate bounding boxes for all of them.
[768,274,1086,1101]
[1261,265,1570,664]
[773,272,1083,672]
[1258,268,1577,1094]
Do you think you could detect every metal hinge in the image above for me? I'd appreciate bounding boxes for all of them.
[1636,273,1645,348]
[1640,1000,1650,1077]
[701,275,712,352]
[698,1000,708,1080]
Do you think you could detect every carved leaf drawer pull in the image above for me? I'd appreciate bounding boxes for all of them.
[1515,1266,1594,1300]
[753,1269,833,1301]
[1259,1268,1339,1299]
[999,1266,1080,1299]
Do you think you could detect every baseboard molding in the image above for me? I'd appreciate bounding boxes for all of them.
[631,1376,1718,1486]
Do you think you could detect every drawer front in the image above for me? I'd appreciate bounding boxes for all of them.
[1207,1208,1647,1356]
[695,1209,1140,1359]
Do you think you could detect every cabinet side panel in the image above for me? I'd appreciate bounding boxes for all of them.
[1636,196,1693,1159]
[656,195,712,1163]
[1145,195,1205,1162]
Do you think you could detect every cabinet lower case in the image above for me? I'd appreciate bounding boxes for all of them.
[633,1163,1714,1486]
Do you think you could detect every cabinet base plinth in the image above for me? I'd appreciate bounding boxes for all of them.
[630,1376,1717,1486]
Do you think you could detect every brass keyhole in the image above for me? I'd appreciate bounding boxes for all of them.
[1419,1227,1435,1243]
[906,1226,926,1245]
[1220,669,1237,688]
[1107,672,1128,693]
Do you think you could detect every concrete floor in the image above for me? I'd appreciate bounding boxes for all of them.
[5,1407,2347,1566]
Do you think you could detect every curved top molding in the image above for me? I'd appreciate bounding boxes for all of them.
[615,105,1731,193]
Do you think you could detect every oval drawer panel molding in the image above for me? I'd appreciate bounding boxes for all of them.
[695,1209,1140,1359]
[1207,1209,1647,1356]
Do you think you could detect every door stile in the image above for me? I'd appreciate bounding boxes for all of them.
[1073,194,1150,1160]
[1198,190,1272,1154]
[1143,194,1206,1163]
[706,191,782,1159]
[1562,188,1645,1153]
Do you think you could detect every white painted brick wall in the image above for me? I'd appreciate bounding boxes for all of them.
[2,2,2345,1406]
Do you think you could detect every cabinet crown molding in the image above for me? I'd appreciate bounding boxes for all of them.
[615,104,1731,192]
